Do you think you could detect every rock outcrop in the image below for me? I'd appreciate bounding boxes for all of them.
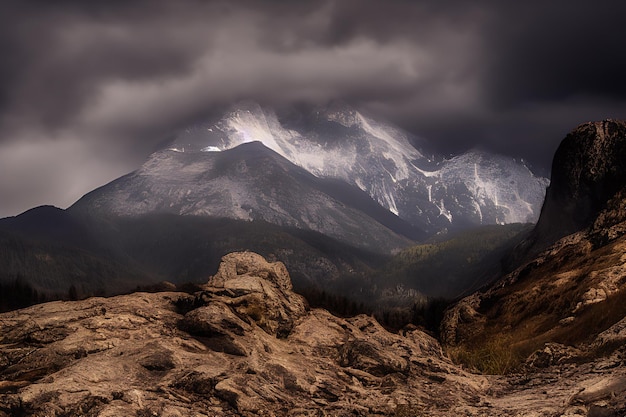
[2,251,624,416]
[442,121,626,414]
[532,119,626,251]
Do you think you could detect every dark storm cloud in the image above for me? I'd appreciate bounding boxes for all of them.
[475,0,626,171]
[1,0,625,216]
[483,1,626,106]
[0,0,484,141]
[0,1,210,132]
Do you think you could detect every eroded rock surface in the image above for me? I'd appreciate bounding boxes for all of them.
[1,252,625,416]
[534,119,626,250]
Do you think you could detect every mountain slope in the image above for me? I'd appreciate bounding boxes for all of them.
[442,119,626,369]
[0,207,395,307]
[70,141,415,253]
[173,101,549,234]
[374,223,531,300]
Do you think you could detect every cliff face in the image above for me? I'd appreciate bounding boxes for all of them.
[2,252,625,416]
[533,120,626,249]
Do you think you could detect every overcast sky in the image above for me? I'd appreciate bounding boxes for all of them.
[1,0,626,217]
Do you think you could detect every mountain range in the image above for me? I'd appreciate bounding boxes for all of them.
[170,101,549,233]
[0,102,548,307]
[2,115,626,416]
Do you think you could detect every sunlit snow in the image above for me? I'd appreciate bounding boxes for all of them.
[201,146,221,152]
[172,102,548,227]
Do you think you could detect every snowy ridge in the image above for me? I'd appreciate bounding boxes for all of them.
[438,151,549,225]
[172,102,549,234]
[71,142,414,253]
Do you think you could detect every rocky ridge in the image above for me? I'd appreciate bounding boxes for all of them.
[69,141,415,254]
[441,121,626,410]
[2,252,625,416]
[148,101,549,234]
[532,120,626,252]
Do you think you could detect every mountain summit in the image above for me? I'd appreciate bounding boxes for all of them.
[69,141,414,253]
[172,102,549,234]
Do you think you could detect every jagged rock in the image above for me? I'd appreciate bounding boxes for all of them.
[525,343,582,369]
[440,293,484,347]
[203,251,307,337]
[570,376,626,405]
[2,251,626,416]
[593,316,626,349]
[533,119,626,251]
[209,252,294,291]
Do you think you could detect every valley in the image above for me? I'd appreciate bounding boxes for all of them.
[0,103,547,317]
[1,115,626,416]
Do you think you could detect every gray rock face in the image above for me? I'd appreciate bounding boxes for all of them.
[2,252,625,416]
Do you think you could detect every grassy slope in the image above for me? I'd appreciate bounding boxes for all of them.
[449,233,626,374]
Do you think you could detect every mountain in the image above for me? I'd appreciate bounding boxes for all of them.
[69,141,416,253]
[2,252,625,416]
[532,120,626,251]
[0,101,549,312]
[172,101,549,234]
[0,207,396,309]
[442,119,626,371]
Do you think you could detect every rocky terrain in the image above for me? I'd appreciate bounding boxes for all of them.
[440,121,626,412]
[1,251,625,417]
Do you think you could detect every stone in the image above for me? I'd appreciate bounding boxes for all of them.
[1,251,626,416]
[525,343,582,369]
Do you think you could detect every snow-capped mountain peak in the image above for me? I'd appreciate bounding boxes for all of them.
[172,102,549,235]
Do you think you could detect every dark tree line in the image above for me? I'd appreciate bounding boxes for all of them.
[299,287,451,334]
[0,277,48,312]
[298,287,370,318]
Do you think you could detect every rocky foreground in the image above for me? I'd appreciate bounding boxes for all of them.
[1,252,625,417]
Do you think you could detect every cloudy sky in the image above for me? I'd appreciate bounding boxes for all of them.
[1,0,625,217]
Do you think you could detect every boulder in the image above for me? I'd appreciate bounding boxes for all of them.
[1,251,625,416]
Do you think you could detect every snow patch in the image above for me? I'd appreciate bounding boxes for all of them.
[201,146,221,152]
[410,161,440,178]
[435,199,453,223]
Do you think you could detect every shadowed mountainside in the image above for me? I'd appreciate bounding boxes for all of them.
[0,209,393,310]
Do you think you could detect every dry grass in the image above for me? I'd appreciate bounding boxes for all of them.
[447,334,524,375]
[449,235,626,374]
[393,404,426,417]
